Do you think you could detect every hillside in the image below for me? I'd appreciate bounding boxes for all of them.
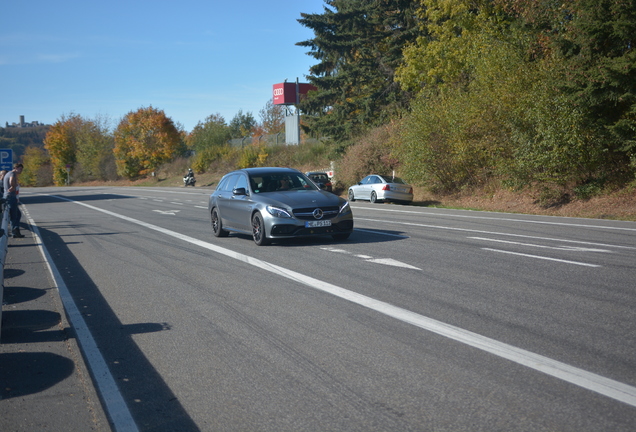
[0,125,50,161]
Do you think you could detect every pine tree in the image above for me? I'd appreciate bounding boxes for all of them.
[555,0,636,154]
[297,0,420,141]
[505,0,636,174]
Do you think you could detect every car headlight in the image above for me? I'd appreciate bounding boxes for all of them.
[266,205,292,218]
[339,200,351,215]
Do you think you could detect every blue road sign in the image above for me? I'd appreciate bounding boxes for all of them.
[0,149,13,171]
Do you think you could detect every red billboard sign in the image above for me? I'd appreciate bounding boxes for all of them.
[273,82,316,105]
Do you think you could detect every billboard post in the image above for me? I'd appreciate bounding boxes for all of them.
[272,79,316,145]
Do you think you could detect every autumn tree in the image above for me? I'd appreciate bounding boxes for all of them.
[75,114,116,181]
[259,100,285,135]
[188,113,230,154]
[496,0,636,183]
[393,0,636,197]
[396,0,517,92]
[188,113,232,172]
[21,146,51,187]
[44,113,117,185]
[44,113,84,185]
[229,110,257,138]
[113,106,185,179]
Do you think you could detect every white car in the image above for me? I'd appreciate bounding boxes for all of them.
[348,174,413,204]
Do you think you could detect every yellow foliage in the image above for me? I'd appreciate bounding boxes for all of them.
[44,114,83,185]
[114,106,183,179]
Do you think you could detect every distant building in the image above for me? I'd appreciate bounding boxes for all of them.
[5,115,44,128]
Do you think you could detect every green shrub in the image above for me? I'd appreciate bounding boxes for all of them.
[338,123,403,187]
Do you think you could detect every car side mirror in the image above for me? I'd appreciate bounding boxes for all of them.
[318,183,326,190]
[233,187,247,196]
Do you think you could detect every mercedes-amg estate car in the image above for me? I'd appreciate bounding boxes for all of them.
[209,167,354,245]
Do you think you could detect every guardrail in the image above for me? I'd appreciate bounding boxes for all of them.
[0,206,11,336]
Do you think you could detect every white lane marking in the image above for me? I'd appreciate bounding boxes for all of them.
[152,210,180,216]
[321,247,421,270]
[169,202,184,205]
[195,206,207,209]
[469,237,612,253]
[483,248,601,268]
[22,207,139,432]
[365,258,422,270]
[352,205,636,232]
[118,187,206,196]
[39,195,636,408]
[357,217,636,251]
[355,228,409,238]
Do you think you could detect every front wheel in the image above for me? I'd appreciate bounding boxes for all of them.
[211,208,228,237]
[252,212,270,246]
[348,189,356,202]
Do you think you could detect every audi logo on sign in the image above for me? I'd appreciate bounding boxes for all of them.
[273,88,284,96]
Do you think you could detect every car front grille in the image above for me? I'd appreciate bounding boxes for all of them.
[292,206,340,220]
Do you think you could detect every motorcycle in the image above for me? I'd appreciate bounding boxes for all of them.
[183,175,196,187]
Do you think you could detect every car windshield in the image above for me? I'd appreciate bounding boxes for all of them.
[249,172,318,194]
[379,175,407,184]
[310,174,329,182]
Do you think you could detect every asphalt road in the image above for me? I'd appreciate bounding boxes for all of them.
[17,186,636,431]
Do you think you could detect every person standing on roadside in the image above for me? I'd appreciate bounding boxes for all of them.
[0,170,6,237]
[0,170,7,197]
[3,163,25,238]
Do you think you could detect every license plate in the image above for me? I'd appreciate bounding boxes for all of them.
[305,220,332,228]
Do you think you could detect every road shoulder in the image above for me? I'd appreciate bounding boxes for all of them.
[1,227,110,431]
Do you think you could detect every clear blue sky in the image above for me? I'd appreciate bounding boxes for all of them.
[1,0,326,132]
